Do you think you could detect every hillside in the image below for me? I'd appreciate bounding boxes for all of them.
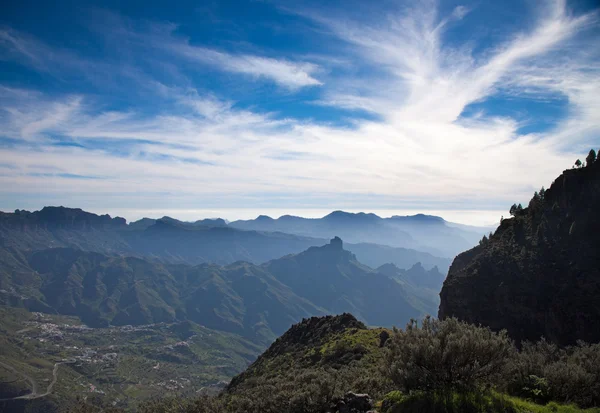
[223,313,393,412]
[139,314,600,413]
[439,159,600,345]
[264,237,424,327]
[0,247,324,343]
[0,238,430,344]
[376,262,444,314]
[0,307,263,412]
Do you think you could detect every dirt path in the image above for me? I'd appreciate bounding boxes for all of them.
[0,359,74,401]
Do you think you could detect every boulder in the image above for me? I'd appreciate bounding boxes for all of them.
[336,392,373,413]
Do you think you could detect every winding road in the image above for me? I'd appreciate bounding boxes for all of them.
[0,359,75,401]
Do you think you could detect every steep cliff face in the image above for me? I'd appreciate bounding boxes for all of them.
[439,159,600,345]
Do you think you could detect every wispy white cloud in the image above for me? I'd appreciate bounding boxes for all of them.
[171,43,323,89]
[0,0,598,224]
[307,0,596,124]
[94,15,324,90]
[1,18,323,91]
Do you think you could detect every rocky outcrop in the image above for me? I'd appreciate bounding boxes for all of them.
[335,392,374,413]
[439,158,600,346]
[330,235,343,249]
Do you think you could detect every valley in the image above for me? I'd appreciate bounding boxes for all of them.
[0,307,261,411]
[0,209,459,411]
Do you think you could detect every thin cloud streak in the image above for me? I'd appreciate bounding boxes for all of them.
[171,43,323,89]
[98,15,324,89]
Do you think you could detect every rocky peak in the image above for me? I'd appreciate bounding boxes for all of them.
[375,263,401,278]
[330,236,343,249]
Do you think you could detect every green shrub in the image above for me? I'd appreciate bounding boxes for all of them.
[380,390,518,413]
[521,375,550,404]
[506,341,600,407]
[381,390,405,412]
[383,316,514,393]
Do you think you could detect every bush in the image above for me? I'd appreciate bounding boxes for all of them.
[381,390,406,412]
[506,341,600,408]
[380,390,518,413]
[383,316,514,393]
[520,375,550,404]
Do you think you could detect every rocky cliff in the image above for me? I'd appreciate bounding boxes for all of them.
[439,156,600,345]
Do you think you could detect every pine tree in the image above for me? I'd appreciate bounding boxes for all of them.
[586,149,596,166]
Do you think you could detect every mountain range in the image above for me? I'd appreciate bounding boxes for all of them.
[0,237,442,344]
[228,211,489,257]
[0,204,462,411]
[0,207,453,272]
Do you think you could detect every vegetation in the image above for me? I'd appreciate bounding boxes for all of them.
[381,317,600,410]
[383,316,513,393]
[0,307,262,412]
[380,391,600,413]
[586,150,596,167]
[506,340,600,407]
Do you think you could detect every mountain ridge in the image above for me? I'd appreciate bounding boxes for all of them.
[1,238,436,344]
[0,206,452,271]
[229,210,487,257]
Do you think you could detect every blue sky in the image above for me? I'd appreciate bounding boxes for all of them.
[0,0,599,225]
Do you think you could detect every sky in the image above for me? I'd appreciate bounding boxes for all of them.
[0,0,599,226]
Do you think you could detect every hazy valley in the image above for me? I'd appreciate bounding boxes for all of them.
[0,206,469,411]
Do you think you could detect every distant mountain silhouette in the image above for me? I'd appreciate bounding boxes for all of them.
[0,207,449,271]
[2,207,127,229]
[230,210,487,257]
[347,242,451,273]
[128,216,227,230]
[440,159,600,345]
